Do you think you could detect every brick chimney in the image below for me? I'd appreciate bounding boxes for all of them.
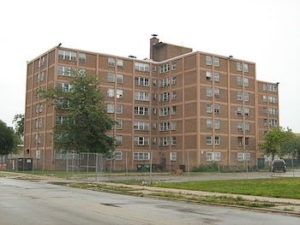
[150,35,159,60]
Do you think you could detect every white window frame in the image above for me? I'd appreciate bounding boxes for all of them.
[134,106,149,116]
[133,152,150,161]
[170,152,177,161]
[134,62,150,72]
[206,152,221,161]
[237,152,250,161]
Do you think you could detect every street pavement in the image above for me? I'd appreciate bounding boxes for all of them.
[0,177,300,225]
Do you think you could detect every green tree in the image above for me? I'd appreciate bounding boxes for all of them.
[260,127,295,160]
[40,70,115,153]
[0,120,19,155]
[281,136,300,159]
[13,114,24,138]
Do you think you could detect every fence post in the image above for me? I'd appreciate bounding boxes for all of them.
[96,153,99,181]
[150,151,153,184]
[125,152,128,176]
[292,151,295,177]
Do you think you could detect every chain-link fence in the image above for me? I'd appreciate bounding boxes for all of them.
[3,150,300,181]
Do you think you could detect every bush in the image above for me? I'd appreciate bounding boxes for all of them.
[192,163,222,172]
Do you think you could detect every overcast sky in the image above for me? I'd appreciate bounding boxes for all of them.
[0,0,299,132]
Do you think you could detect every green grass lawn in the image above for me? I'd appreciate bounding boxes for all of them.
[153,178,300,199]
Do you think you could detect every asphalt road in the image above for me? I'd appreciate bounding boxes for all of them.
[0,178,299,225]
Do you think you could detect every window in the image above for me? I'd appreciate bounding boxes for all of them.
[35,104,44,113]
[160,122,169,131]
[206,119,213,129]
[237,122,250,131]
[205,56,212,65]
[206,136,213,145]
[56,99,70,109]
[171,106,177,115]
[79,53,86,63]
[238,137,249,146]
[160,107,170,116]
[57,82,72,92]
[263,84,277,92]
[133,152,150,160]
[114,151,123,160]
[171,91,177,101]
[106,73,123,83]
[269,119,278,127]
[267,108,277,115]
[134,62,150,72]
[171,76,177,85]
[160,77,170,88]
[206,56,220,66]
[236,62,242,71]
[170,152,177,161]
[160,63,170,73]
[35,118,43,128]
[38,56,46,67]
[107,88,115,98]
[236,62,249,72]
[213,57,220,66]
[236,77,249,87]
[206,71,219,82]
[206,103,213,113]
[58,50,76,61]
[206,119,220,129]
[214,136,220,145]
[116,89,124,98]
[107,72,115,82]
[214,104,220,114]
[107,104,114,113]
[206,87,213,97]
[56,116,68,125]
[237,92,249,101]
[160,92,170,102]
[135,77,149,86]
[36,150,41,159]
[238,137,243,146]
[171,136,177,145]
[115,120,123,129]
[171,61,177,70]
[35,134,42,145]
[134,121,149,131]
[262,95,268,103]
[237,152,250,161]
[206,152,221,161]
[134,106,149,116]
[37,71,45,83]
[160,137,169,146]
[134,137,149,146]
[108,57,115,67]
[106,104,123,114]
[236,107,250,116]
[206,87,220,97]
[115,136,123,145]
[116,104,123,114]
[268,96,277,104]
[116,74,123,84]
[58,66,72,76]
[243,64,249,72]
[152,137,157,144]
[135,91,150,101]
[116,59,124,67]
[206,136,220,145]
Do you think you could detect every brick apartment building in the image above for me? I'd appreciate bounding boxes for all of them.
[24,36,279,171]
